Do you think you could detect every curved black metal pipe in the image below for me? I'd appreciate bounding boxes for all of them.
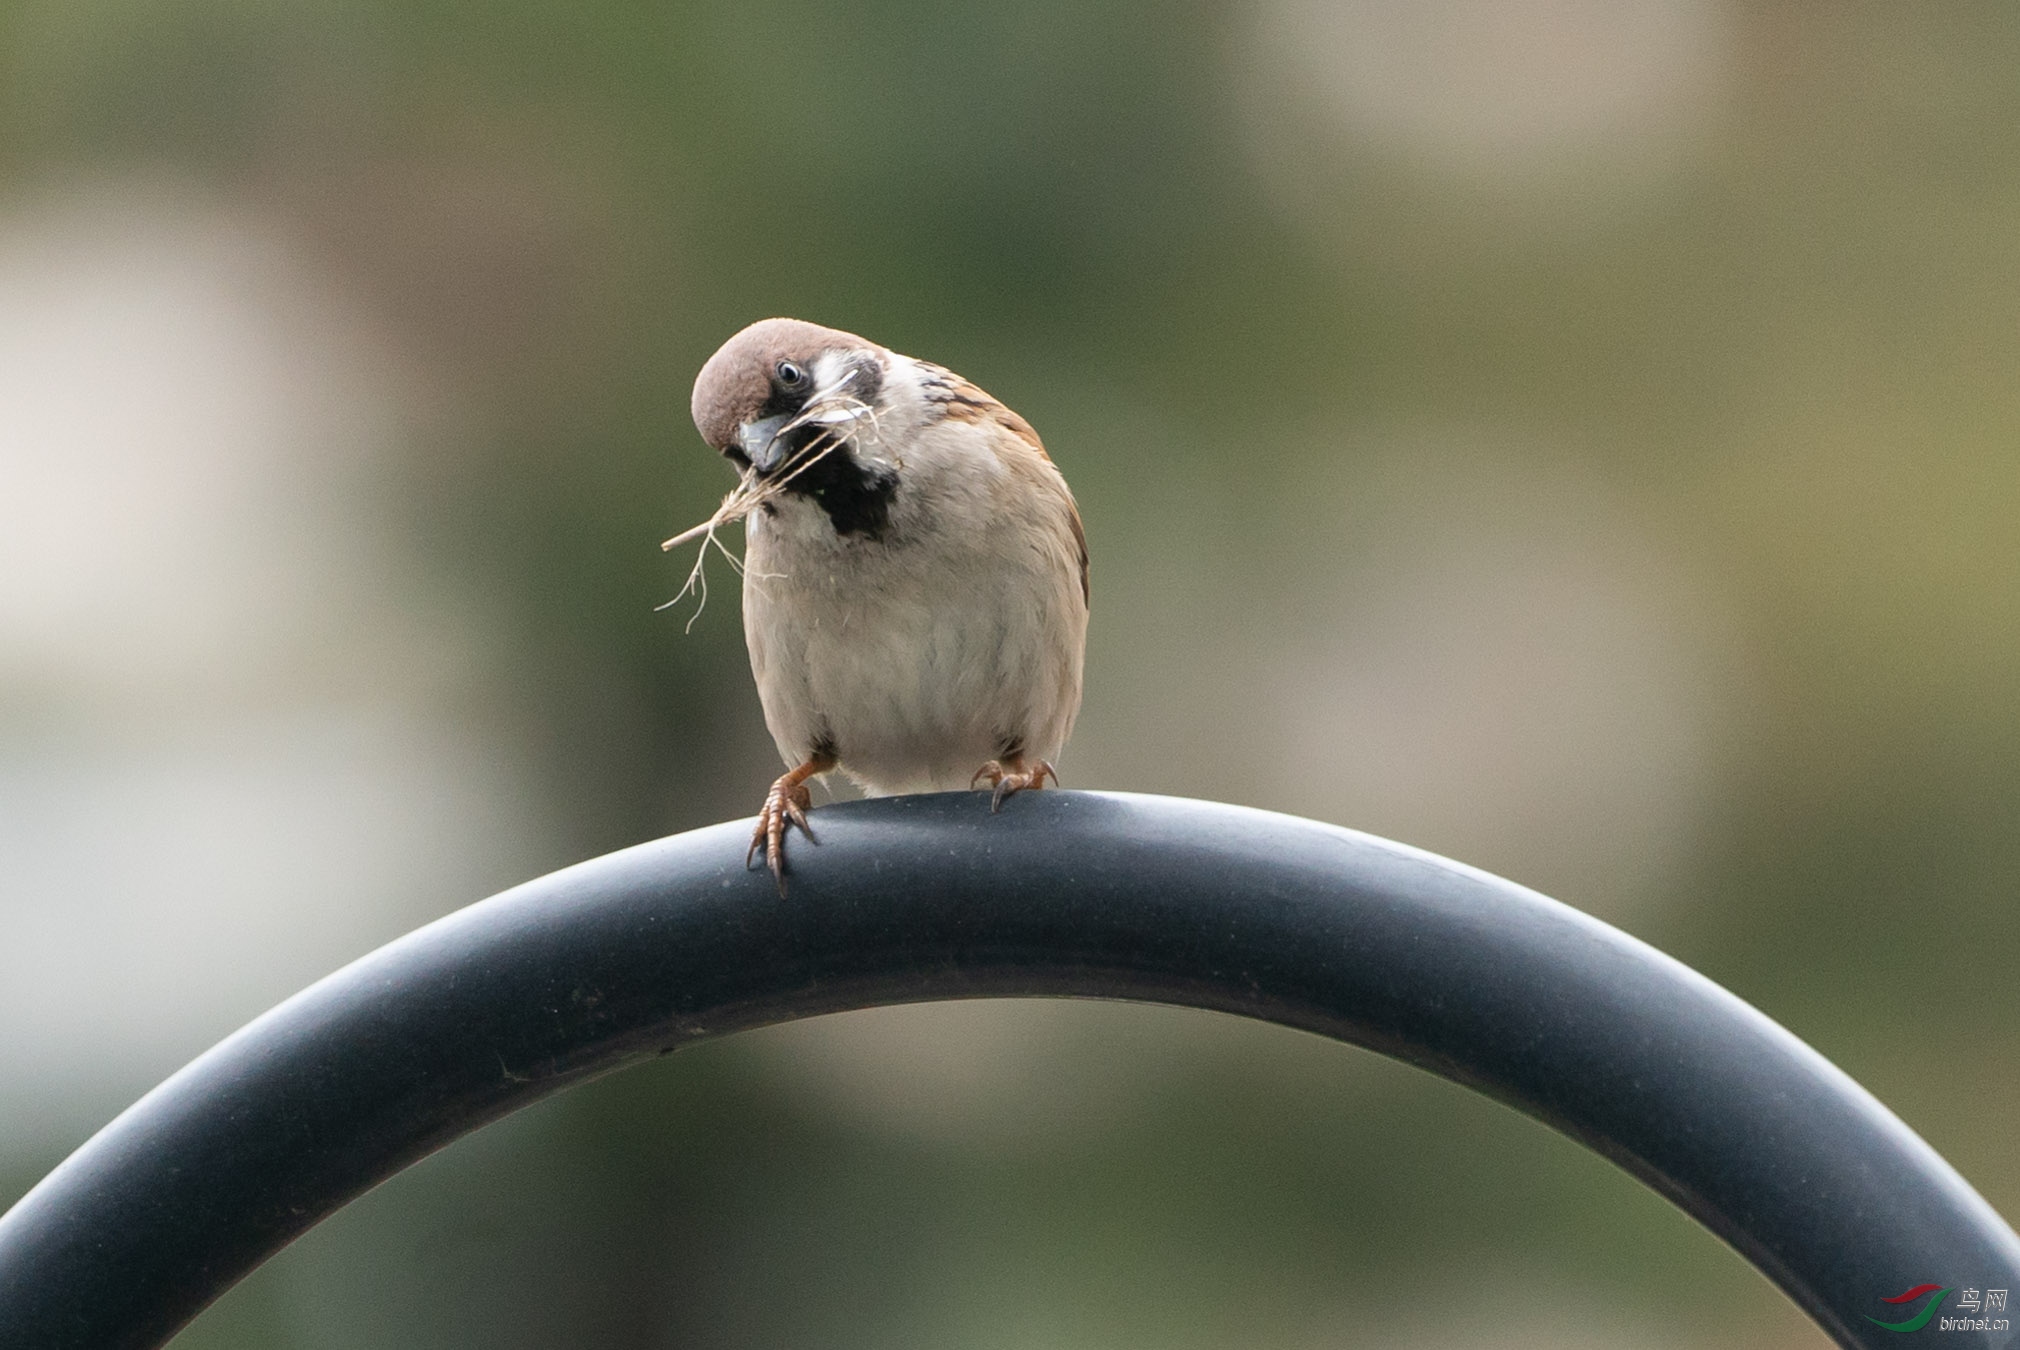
[0,792,2014,1349]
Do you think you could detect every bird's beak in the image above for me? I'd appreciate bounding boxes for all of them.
[736,414,793,473]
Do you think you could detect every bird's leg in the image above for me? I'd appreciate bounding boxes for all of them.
[970,754,1058,813]
[749,752,836,894]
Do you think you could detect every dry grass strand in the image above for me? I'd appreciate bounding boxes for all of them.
[657,371,885,629]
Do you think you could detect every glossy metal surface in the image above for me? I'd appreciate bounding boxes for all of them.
[1,792,2014,1348]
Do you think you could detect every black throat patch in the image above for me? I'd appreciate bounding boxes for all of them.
[774,426,899,539]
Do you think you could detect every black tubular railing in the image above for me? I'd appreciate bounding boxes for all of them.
[0,791,2015,1349]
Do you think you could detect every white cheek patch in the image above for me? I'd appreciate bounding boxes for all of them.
[810,351,898,469]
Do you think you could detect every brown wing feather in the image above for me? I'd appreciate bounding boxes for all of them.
[919,360,1088,608]
[1065,498,1090,607]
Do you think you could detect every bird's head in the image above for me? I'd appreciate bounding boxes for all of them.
[690,317,887,477]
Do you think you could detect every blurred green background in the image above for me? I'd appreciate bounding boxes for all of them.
[3,1,2017,1346]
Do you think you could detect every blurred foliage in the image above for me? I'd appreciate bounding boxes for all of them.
[3,0,2019,1346]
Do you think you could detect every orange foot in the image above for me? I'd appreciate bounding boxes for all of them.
[748,754,834,895]
[970,756,1058,812]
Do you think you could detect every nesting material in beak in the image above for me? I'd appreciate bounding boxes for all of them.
[736,414,793,473]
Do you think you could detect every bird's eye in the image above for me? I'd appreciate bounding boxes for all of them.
[776,360,807,388]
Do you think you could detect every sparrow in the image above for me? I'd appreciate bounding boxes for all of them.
[686,317,1088,891]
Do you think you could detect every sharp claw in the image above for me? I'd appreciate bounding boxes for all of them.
[974,757,1061,812]
[764,818,783,894]
[747,773,820,896]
